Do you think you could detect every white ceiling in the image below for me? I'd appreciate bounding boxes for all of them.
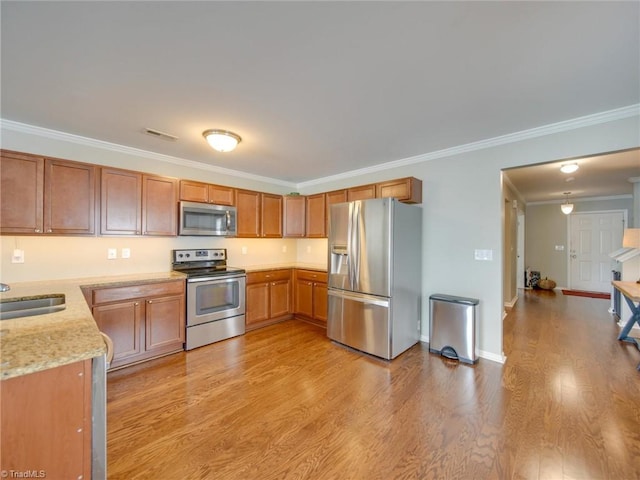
[1,1,639,194]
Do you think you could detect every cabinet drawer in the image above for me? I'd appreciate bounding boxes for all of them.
[92,280,185,305]
[247,269,291,284]
[296,269,327,283]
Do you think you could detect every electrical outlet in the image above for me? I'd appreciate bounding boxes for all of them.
[122,248,131,258]
[241,246,248,255]
[282,245,287,253]
[107,248,117,260]
[11,249,25,264]
[306,246,312,253]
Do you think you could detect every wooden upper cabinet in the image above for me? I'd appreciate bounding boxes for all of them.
[101,168,143,235]
[235,189,262,237]
[101,168,177,236]
[142,174,178,236]
[179,180,235,206]
[306,193,326,238]
[347,184,376,201]
[1,151,44,234]
[261,193,283,238]
[326,189,347,207]
[283,195,306,238]
[0,150,96,235]
[45,159,96,235]
[376,177,422,204]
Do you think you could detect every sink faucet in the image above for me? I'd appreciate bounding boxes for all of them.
[0,283,10,292]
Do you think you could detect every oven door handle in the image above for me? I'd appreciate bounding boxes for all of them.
[187,274,246,283]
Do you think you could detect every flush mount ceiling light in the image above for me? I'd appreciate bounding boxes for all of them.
[560,162,579,174]
[561,192,574,215]
[202,129,241,152]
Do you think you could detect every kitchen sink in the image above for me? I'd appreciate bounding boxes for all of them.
[0,294,66,320]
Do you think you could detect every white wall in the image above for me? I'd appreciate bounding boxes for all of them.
[2,113,639,361]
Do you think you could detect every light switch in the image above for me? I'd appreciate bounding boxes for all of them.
[241,246,248,255]
[107,248,117,260]
[474,249,493,261]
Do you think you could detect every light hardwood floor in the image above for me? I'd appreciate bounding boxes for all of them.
[106,290,640,479]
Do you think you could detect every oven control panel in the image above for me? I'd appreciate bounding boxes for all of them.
[173,248,227,262]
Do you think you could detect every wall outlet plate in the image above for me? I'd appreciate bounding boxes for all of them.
[107,248,117,260]
[11,249,25,264]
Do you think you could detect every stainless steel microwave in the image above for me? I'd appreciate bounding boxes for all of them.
[179,201,237,236]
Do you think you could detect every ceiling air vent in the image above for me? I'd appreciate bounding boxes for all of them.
[143,128,178,141]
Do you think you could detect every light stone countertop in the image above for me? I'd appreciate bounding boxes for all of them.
[0,272,186,380]
[244,263,327,273]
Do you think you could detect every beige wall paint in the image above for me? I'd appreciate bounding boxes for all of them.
[2,113,639,360]
[525,197,632,288]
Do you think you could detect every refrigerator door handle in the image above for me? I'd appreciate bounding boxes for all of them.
[328,289,390,308]
[352,201,361,291]
[347,202,354,289]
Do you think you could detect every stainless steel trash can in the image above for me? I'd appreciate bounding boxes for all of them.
[429,294,479,364]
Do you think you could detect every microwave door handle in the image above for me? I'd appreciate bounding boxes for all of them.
[226,210,231,232]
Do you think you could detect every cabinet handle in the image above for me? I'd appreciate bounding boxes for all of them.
[47,229,52,233]
[34,229,41,233]
[148,300,153,304]
[134,302,140,306]
[272,282,276,286]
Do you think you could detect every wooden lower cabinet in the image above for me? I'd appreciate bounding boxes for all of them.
[294,269,328,327]
[86,280,185,370]
[245,269,292,330]
[1,359,92,479]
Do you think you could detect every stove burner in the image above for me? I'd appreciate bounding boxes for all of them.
[171,248,245,279]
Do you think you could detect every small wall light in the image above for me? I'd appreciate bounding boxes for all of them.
[202,129,242,152]
[561,192,574,215]
[560,163,579,174]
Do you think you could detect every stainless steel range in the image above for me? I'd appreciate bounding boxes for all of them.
[172,248,246,350]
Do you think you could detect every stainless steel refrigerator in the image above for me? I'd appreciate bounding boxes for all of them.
[327,198,422,359]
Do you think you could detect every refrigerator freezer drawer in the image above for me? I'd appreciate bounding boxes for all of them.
[328,289,391,359]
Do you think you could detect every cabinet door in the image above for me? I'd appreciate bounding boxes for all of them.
[347,184,376,201]
[313,282,328,324]
[1,360,91,480]
[93,300,144,366]
[0,151,44,234]
[142,174,178,236]
[305,193,326,238]
[246,282,270,326]
[209,184,235,206]
[376,177,422,204]
[179,180,209,203]
[325,189,347,235]
[262,193,283,238]
[101,168,142,235]
[295,278,314,318]
[145,294,185,353]
[283,195,306,237]
[236,189,261,237]
[44,159,96,235]
[270,279,291,318]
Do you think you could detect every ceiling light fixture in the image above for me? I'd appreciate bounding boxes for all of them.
[560,163,579,174]
[561,192,574,215]
[202,129,241,152]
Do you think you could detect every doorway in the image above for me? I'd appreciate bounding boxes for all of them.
[568,211,626,292]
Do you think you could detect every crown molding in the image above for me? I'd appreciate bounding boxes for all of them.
[0,119,296,188]
[2,103,638,191]
[527,194,633,206]
[298,104,640,189]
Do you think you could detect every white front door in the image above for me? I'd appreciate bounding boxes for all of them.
[569,211,625,292]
